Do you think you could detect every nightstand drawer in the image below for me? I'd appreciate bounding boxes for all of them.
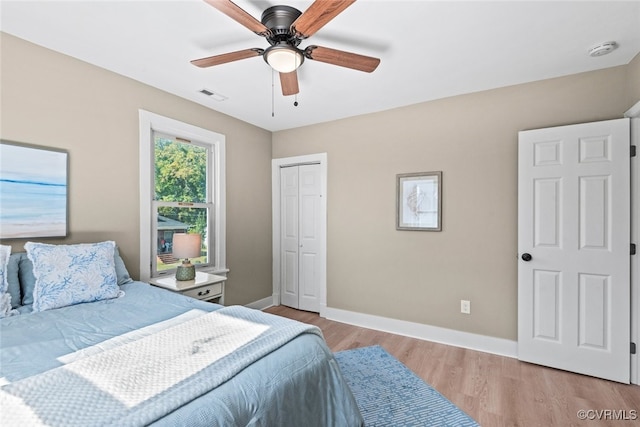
[183,282,223,300]
[149,272,227,304]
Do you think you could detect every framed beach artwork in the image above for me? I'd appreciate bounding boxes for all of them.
[0,141,68,239]
[396,171,442,231]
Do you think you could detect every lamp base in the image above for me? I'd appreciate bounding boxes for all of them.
[175,260,195,281]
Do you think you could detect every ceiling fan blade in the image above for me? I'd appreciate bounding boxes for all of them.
[305,46,380,73]
[203,0,270,36]
[291,0,355,39]
[191,48,264,68]
[279,71,299,96]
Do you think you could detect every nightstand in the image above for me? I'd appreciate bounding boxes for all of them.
[149,271,227,304]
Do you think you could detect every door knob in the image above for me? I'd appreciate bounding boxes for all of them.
[521,253,532,261]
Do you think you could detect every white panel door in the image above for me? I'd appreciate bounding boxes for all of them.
[518,118,630,383]
[280,166,299,308]
[279,164,321,312]
[298,164,321,312]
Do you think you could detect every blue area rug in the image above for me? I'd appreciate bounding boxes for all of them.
[335,345,479,427]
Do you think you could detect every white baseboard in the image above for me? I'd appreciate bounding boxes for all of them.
[244,296,274,311]
[323,307,518,358]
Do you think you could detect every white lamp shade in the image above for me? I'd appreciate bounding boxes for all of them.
[172,233,201,259]
[265,45,304,73]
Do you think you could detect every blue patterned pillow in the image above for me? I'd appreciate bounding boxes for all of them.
[25,241,123,312]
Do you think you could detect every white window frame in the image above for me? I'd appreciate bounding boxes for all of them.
[138,110,226,282]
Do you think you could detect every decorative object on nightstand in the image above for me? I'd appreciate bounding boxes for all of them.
[172,233,201,281]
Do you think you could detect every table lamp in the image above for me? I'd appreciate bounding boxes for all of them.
[172,233,201,281]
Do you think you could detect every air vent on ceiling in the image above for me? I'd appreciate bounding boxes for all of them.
[199,89,228,102]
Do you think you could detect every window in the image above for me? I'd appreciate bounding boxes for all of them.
[139,111,226,281]
[153,133,211,273]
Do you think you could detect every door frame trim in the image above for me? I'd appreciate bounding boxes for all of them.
[625,100,640,385]
[272,153,328,316]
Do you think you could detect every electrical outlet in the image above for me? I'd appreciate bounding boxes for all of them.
[460,300,471,314]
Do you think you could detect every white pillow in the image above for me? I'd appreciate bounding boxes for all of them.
[0,244,17,318]
[25,241,122,312]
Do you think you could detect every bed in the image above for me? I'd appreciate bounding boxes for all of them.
[0,242,363,426]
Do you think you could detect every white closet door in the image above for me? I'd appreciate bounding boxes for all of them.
[518,118,630,383]
[280,166,299,308]
[279,164,321,311]
[298,164,321,312]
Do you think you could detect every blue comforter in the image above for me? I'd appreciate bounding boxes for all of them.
[0,282,364,426]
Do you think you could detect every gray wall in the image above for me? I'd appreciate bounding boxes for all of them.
[2,31,638,340]
[627,53,640,107]
[0,33,273,306]
[272,59,639,340]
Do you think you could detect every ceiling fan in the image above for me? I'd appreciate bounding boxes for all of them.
[191,0,381,96]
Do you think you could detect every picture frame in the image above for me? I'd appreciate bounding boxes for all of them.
[0,140,69,239]
[396,171,442,231]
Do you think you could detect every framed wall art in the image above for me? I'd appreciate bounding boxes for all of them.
[0,141,68,239]
[396,171,442,231]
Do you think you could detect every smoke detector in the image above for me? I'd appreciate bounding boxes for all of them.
[588,41,618,57]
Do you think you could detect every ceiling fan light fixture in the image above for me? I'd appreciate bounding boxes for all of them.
[264,43,304,73]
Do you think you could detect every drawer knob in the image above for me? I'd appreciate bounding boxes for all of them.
[198,289,211,296]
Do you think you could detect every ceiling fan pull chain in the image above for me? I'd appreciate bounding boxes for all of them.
[272,69,275,117]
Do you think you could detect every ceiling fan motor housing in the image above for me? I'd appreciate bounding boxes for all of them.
[261,5,302,46]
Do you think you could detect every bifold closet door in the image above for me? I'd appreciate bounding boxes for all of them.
[280,164,321,312]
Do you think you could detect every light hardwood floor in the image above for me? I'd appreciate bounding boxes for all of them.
[265,305,640,427]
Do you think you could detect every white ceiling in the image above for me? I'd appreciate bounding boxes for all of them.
[2,1,640,132]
